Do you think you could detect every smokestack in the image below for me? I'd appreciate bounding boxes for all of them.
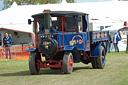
[43,10,51,34]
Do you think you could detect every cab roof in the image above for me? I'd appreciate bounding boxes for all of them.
[32,11,88,18]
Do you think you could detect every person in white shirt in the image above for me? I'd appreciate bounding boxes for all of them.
[113,31,120,53]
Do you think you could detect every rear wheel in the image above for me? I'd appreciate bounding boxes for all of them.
[62,51,73,74]
[91,46,105,69]
[29,52,41,75]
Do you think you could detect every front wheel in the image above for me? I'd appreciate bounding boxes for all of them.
[62,51,73,74]
[91,46,106,69]
[29,52,41,75]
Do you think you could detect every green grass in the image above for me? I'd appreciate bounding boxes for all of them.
[0,51,128,85]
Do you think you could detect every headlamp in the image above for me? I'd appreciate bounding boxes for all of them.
[28,42,34,48]
[69,41,75,46]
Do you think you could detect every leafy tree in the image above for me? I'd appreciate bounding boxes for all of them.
[3,0,75,10]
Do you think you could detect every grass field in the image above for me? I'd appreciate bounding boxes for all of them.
[0,51,128,85]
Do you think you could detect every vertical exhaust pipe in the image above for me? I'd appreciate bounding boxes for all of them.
[44,10,51,34]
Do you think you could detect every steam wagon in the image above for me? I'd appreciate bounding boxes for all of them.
[26,10,109,74]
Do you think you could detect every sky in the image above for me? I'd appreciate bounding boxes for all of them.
[0,0,3,11]
[0,0,112,11]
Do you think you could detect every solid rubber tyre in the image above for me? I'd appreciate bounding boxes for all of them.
[91,57,97,69]
[29,52,41,75]
[62,51,73,74]
[91,46,106,69]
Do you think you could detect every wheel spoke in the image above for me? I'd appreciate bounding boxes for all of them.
[69,57,73,69]
[101,56,104,59]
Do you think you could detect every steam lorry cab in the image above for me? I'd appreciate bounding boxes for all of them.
[26,10,109,74]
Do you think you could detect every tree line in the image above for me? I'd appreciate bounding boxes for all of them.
[3,0,75,9]
[3,0,128,10]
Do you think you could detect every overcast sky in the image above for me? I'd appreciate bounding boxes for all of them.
[0,0,112,11]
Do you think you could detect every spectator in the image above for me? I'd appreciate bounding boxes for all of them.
[3,33,12,61]
[8,34,13,57]
[108,33,112,53]
[113,31,121,53]
[8,34,13,46]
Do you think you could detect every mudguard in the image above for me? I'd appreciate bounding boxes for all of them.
[90,43,102,57]
[63,46,76,51]
[26,48,36,52]
[63,46,80,62]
